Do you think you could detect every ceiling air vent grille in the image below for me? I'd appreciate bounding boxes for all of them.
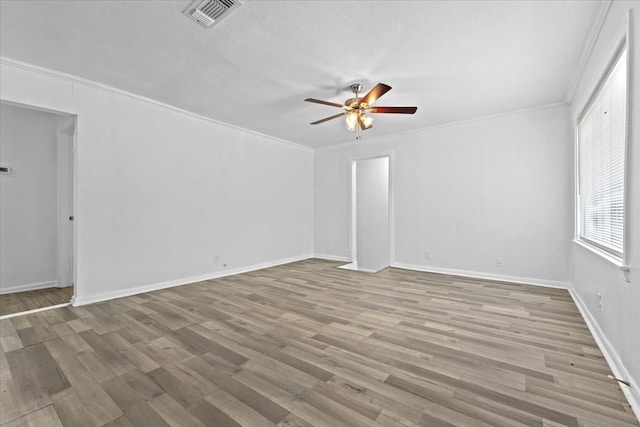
[184,0,241,28]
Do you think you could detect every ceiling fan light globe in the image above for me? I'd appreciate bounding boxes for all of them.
[345,111,358,131]
[359,113,373,129]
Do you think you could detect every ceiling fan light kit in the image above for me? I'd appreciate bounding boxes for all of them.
[305,82,417,140]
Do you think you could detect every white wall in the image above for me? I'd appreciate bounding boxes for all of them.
[0,61,314,304]
[568,0,640,411]
[0,104,59,293]
[315,104,573,286]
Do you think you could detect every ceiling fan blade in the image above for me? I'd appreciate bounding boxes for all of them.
[310,112,346,125]
[304,98,345,108]
[370,106,417,114]
[359,83,392,106]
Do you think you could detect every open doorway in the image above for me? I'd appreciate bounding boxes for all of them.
[340,154,391,273]
[0,102,75,317]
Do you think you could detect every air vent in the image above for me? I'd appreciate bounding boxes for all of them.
[184,0,241,28]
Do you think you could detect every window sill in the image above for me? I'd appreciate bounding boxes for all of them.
[572,239,629,271]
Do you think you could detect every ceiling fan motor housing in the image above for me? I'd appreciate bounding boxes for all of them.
[344,98,361,109]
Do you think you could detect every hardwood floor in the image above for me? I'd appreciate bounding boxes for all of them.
[0,286,73,317]
[0,259,637,426]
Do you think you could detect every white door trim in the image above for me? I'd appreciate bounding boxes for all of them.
[347,150,395,269]
[1,99,77,304]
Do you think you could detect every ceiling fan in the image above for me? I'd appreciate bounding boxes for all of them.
[305,83,417,139]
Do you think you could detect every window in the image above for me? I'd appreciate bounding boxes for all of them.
[577,47,627,260]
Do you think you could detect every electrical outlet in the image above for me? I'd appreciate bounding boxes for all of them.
[424,251,431,260]
[496,258,503,267]
[214,255,219,264]
[597,293,603,311]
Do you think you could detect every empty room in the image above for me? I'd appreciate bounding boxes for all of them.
[0,1,638,426]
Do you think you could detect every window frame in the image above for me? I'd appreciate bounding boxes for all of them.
[575,34,631,268]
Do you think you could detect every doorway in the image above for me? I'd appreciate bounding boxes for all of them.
[341,155,391,273]
[0,102,76,317]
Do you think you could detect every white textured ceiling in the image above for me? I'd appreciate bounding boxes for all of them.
[0,0,604,148]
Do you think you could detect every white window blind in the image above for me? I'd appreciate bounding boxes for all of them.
[577,47,627,258]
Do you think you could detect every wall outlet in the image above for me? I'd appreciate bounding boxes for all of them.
[597,293,603,311]
[214,255,219,264]
[424,251,431,260]
[496,258,503,267]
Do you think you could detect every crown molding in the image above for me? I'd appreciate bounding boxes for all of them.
[0,57,313,152]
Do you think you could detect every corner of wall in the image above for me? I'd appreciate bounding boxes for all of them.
[568,287,640,420]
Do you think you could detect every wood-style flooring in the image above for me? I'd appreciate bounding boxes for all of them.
[1,259,637,426]
[0,286,73,317]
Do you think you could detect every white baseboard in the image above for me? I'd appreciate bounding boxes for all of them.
[72,254,313,306]
[569,289,640,422]
[391,262,569,289]
[0,280,58,295]
[313,253,351,262]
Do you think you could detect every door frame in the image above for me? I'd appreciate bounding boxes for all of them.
[347,150,395,269]
[0,99,78,304]
[56,115,76,290]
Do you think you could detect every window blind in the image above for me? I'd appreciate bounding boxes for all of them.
[578,48,627,257]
